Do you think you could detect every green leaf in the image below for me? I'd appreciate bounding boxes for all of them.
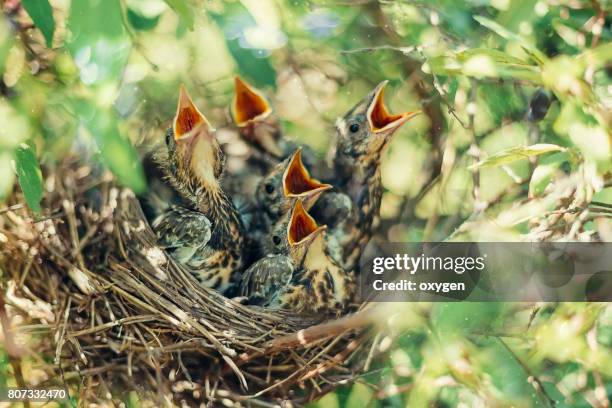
[0,18,14,73]
[0,350,8,389]
[127,8,161,31]
[224,37,277,87]
[596,307,612,347]
[21,0,55,47]
[473,15,547,65]
[164,0,194,30]
[66,0,130,85]
[470,144,566,169]
[76,102,146,194]
[425,51,541,83]
[457,48,531,66]
[576,42,612,72]
[209,4,277,88]
[344,382,374,408]
[478,338,540,404]
[125,390,140,408]
[529,161,562,197]
[14,143,43,214]
[432,302,503,335]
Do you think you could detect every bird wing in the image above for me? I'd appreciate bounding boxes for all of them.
[239,255,293,305]
[152,205,212,265]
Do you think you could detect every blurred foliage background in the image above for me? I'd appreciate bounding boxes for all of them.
[0,0,611,406]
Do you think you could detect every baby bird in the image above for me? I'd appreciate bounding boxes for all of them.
[153,86,245,292]
[242,148,331,262]
[231,76,284,162]
[255,148,331,223]
[240,199,354,313]
[224,77,320,211]
[316,81,420,271]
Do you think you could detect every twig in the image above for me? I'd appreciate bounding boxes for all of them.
[0,203,24,215]
[263,308,377,351]
[467,79,482,210]
[497,338,556,407]
[341,45,419,55]
[589,0,605,48]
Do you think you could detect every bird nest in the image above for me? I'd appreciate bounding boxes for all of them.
[0,158,384,406]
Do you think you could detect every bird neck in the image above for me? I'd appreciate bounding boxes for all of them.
[303,234,327,267]
[333,150,383,272]
[194,187,244,248]
[334,153,382,205]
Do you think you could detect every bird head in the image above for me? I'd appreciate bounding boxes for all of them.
[165,86,224,196]
[335,81,420,167]
[256,148,332,218]
[231,76,282,157]
[285,199,327,263]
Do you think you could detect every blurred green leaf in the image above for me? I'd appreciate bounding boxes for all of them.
[432,303,503,335]
[457,48,531,66]
[14,143,43,214]
[66,0,130,84]
[541,55,597,104]
[552,20,582,50]
[597,307,612,347]
[474,15,547,64]
[344,382,374,408]
[471,144,566,169]
[553,102,610,171]
[125,390,140,408]
[164,0,194,30]
[224,39,277,87]
[480,83,526,124]
[426,50,541,82]
[541,381,574,407]
[0,349,8,390]
[576,42,612,72]
[21,0,55,47]
[478,338,541,404]
[209,3,277,87]
[0,18,14,72]
[529,154,566,197]
[309,392,339,408]
[76,101,146,194]
[127,8,161,31]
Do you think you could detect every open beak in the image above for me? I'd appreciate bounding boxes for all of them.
[283,149,332,201]
[287,199,327,247]
[173,85,213,142]
[367,81,421,134]
[232,76,273,127]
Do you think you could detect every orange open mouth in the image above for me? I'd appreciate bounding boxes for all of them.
[288,199,326,245]
[367,81,420,133]
[173,85,211,141]
[232,76,272,126]
[283,149,332,197]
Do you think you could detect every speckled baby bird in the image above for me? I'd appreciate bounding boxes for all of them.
[240,199,355,313]
[231,76,283,165]
[152,86,245,292]
[255,148,332,223]
[316,81,420,271]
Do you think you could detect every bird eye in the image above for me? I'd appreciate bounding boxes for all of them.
[264,183,275,194]
[272,235,282,246]
[349,123,360,133]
